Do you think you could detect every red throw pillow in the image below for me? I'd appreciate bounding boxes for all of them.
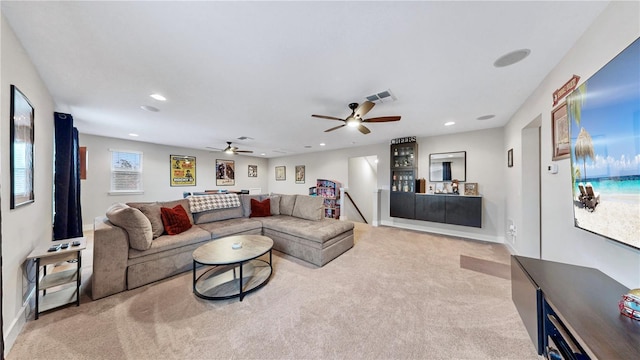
[160,204,192,235]
[250,198,271,218]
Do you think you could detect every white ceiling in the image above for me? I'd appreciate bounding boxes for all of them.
[2,1,609,158]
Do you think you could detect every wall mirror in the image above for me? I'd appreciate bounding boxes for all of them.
[429,151,466,182]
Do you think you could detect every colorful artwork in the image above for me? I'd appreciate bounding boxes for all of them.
[170,155,196,186]
[216,159,235,186]
[568,37,640,250]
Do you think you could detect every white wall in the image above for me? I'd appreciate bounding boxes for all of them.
[1,13,55,354]
[504,1,640,288]
[79,134,270,227]
[346,156,378,223]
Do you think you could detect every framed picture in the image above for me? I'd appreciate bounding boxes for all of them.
[10,85,35,209]
[464,182,478,196]
[552,102,570,160]
[507,148,514,168]
[275,166,286,181]
[216,159,235,186]
[248,165,257,177]
[79,146,87,180]
[295,165,305,184]
[170,155,196,186]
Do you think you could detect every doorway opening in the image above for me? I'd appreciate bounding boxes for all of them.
[346,156,378,224]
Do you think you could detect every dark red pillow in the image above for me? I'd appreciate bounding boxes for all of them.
[250,198,271,218]
[160,204,192,235]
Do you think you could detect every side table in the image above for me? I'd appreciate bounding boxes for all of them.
[26,237,86,319]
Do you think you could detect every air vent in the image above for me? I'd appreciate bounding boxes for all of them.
[365,89,396,103]
[237,136,253,141]
[272,149,288,154]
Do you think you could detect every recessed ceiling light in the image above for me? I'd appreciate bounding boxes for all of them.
[150,94,166,101]
[260,153,266,156]
[129,133,139,137]
[444,121,455,126]
[140,105,159,112]
[319,143,326,146]
[477,114,496,120]
[494,49,531,68]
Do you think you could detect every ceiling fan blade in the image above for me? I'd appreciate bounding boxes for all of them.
[325,124,346,132]
[312,114,346,121]
[363,116,401,123]
[206,146,223,151]
[235,150,253,153]
[354,101,375,118]
[357,124,371,134]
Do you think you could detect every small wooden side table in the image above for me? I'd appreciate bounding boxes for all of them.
[26,237,86,319]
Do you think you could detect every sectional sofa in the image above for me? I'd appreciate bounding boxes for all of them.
[92,193,354,300]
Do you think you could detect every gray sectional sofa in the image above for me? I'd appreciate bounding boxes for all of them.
[92,194,354,300]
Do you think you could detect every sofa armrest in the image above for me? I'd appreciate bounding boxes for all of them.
[92,216,130,300]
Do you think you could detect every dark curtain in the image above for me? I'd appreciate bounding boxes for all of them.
[53,112,83,240]
[442,162,452,181]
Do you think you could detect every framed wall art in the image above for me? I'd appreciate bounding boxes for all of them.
[275,166,286,181]
[248,165,257,177]
[507,148,514,168]
[170,155,196,186]
[10,85,35,209]
[216,159,235,186]
[552,102,570,160]
[295,165,305,184]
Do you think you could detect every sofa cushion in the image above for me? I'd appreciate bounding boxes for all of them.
[258,216,354,243]
[292,195,324,220]
[159,199,194,224]
[193,206,243,224]
[160,205,192,235]
[279,194,297,216]
[136,203,164,238]
[250,198,271,217]
[106,203,153,251]
[128,225,212,260]
[198,217,263,238]
[269,195,280,215]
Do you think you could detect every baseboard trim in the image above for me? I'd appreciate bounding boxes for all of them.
[379,220,503,244]
[4,291,32,358]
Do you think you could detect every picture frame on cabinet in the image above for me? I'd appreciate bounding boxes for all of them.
[464,182,478,196]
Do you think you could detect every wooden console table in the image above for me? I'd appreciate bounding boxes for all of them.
[27,237,86,319]
[511,256,640,359]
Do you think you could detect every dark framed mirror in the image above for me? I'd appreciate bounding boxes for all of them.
[429,151,466,182]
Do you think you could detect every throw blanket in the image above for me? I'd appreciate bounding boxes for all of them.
[188,193,241,213]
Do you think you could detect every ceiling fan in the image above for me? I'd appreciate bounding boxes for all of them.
[312,101,401,134]
[207,141,253,154]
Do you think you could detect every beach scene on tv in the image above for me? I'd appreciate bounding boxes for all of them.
[568,37,640,250]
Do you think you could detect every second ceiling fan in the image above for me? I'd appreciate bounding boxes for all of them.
[312,101,401,134]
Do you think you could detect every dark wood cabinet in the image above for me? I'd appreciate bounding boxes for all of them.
[390,192,415,219]
[445,196,482,227]
[414,194,482,228]
[390,138,418,219]
[415,194,445,222]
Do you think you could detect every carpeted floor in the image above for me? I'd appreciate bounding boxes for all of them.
[7,223,539,360]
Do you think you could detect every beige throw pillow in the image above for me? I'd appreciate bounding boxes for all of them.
[106,203,153,250]
[137,203,164,238]
[269,195,280,215]
[279,194,297,216]
[292,195,323,220]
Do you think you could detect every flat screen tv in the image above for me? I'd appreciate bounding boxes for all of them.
[568,37,640,251]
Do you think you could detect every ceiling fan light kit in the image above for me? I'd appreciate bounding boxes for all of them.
[312,101,401,135]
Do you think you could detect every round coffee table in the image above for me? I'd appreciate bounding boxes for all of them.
[192,235,273,301]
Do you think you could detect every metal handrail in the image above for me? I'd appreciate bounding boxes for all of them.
[344,191,368,224]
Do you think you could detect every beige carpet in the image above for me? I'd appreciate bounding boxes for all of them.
[8,224,539,360]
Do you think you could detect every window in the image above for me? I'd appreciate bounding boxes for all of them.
[110,149,143,194]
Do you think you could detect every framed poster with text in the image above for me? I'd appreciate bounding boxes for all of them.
[216,159,235,186]
[170,155,196,186]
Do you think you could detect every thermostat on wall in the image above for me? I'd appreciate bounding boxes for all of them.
[547,164,558,174]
